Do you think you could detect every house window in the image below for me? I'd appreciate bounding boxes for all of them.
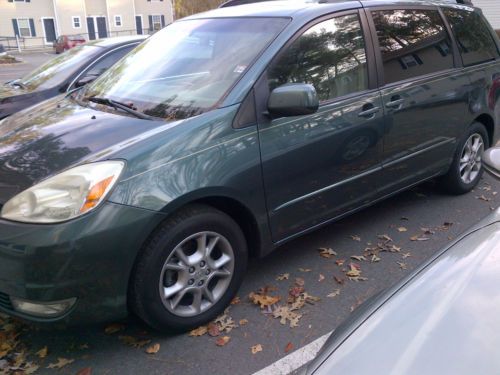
[17,18,31,37]
[152,15,161,30]
[72,16,81,28]
[114,15,122,27]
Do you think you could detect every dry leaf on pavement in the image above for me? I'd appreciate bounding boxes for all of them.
[189,326,208,337]
[350,235,361,241]
[216,336,231,347]
[47,358,74,369]
[251,344,263,354]
[36,346,48,359]
[145,343,160,354]
[249,292,280,309]
[397,227,408,232]
[285,342,294,353]
[318,248,337,258]
[327,289,340,298]
[104,323,124,335]
[239,319,248,326]
[276,273,290,281]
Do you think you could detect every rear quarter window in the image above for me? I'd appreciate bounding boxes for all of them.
[372,9,454,85]
[444,8,499,67]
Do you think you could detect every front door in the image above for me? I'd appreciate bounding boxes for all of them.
[369,8,470,194]
[42,18,56,43]
[258,11,384,241]
[87,17,96,40]
[96,17,107,38]
[135,16,143,35]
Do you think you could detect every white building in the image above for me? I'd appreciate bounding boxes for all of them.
[474,0,500,31]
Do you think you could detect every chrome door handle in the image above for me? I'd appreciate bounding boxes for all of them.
[358,106,380,118]
[386,98,405,108]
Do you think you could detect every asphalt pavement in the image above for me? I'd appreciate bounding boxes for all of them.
[4,174,499,375]
[0,51,54,83]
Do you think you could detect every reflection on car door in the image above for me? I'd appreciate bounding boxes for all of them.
[258,11,384,242]
[369,8,470,194]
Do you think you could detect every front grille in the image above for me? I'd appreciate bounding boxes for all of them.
[0,291,13,311]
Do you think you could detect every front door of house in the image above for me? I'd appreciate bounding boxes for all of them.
[87,17,96,40]
[135,16,143,35]
[96,17,107,38]
[43,18,56,43]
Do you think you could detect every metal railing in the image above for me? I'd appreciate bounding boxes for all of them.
[0,28,158,53]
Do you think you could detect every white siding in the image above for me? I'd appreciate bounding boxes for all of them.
[474,0,500,29]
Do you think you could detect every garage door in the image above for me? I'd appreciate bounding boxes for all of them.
[474,0,500,30]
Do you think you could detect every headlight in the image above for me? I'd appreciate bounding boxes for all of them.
[1,161,124,223]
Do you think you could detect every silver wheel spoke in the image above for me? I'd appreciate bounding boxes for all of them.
[214,254,232,269]
[175,247,191,266]
[212,269,231,278]
[206,236,220,257]
[164,282,185,299]
[203,287,215,303]
[171,288,188,309]
[164,263,186,272]
[192,290,202,314]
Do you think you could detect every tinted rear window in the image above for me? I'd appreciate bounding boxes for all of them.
[372,9,454,84]
[444,8,499,67]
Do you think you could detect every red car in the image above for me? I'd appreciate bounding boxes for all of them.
[53,35,86,54]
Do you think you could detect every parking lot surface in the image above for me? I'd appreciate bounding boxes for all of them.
[2,174,498,375]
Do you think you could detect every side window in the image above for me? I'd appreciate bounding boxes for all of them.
[85,46,134,76]
[444,8,499,67]
[268,14,368,102]
[372,9,454,84]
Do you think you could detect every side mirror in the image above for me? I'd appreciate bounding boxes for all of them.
[75,74,98,88]
[483,148,500,179]
[268,83,319,117]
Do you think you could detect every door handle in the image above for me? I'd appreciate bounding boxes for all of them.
[386,96,405,109]
[358,105,380,118]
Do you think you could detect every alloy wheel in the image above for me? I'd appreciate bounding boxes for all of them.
[460,133,484,184]
[159,231,235,317]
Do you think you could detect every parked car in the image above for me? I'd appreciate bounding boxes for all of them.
[0,0,498,331]
[53,35,86,54]
[0,35,147,120]
[302,147,500,375]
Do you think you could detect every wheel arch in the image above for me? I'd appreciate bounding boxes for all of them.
[474,113,495,146]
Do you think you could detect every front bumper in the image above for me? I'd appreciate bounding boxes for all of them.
[0,202,165,324]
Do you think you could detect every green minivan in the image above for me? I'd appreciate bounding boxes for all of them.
[0,0,499,331]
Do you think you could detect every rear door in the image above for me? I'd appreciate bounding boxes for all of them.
[366,6,470,194]
[258,11,384,242]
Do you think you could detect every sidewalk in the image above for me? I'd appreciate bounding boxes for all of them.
[0,51,54,83]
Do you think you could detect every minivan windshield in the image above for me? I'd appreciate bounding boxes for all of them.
[17,45,102,91]
[83,18,289,120]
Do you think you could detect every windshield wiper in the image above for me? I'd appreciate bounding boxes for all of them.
[86,96,153,120]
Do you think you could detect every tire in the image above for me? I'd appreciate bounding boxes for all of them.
[439,122,489,195]
[129,204,248,332]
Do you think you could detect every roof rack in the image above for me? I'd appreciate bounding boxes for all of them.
[219,0,278,8]
[219,0,473,7]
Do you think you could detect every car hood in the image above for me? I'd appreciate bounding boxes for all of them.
[0,96,166,204]
[310,210,500,375]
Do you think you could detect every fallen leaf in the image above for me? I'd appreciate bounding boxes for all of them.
[327,289,341,298]
[346,264,361,278]
[36,346,48,359]
[230,296,241,305]
[189,326,208,337]
[371,254,381,262]
[276,273,290,281]
[350,235,361,241]
[119,335,151,348]
[104,323,124,335]
[298,268,312,272]
[402,252,411,259]
[216,336,231,347]
[239,319,248,326]
[284,342,294,353]
[477,195,492,202]
[145,343,160,354]
[350,255,366,261]
[410,235,430,241]
[251,344,263,354]
[335,259,345,266]
[249,292,280,309]
[318,274,325,282]
[397,261,407,270]
[397,227,408,232]
[318,247,337,258]
[378,234,393,242]
[207,322,221,337]
[214,311,237,333]
[47,358,74,369]
[273,305,302,328]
